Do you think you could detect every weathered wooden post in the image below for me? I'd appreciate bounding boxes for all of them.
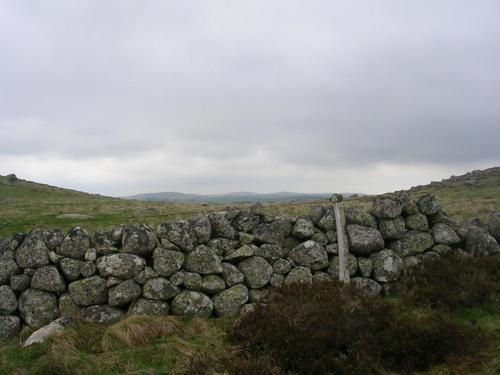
[331,193,350,284]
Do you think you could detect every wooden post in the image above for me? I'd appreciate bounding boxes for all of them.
[331,194,350,284]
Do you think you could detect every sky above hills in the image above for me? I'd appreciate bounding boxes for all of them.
[1,1,499,196]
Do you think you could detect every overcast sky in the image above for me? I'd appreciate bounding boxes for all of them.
[1,1,499,196]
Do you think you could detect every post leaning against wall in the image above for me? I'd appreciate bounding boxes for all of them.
[331,194,350,283]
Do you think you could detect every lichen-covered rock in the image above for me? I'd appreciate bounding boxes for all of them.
[432,223,460,245]
[270,273,285,287]
[432,244,452,256]
[232,212,260,233]
[311,232,328,246]
[57,226,91,260]
[209,213,238,240]
[143,277,180,300]
[239,232,254,244]
[31,266,66,292]
[80,262,97,278]
[0,316,21,338]
[58,293,80,317]
[237,256,273,289]
[82,305,124,324]
[489,212,500,243]
[96,253,145,278]
[213,284,249,317]
[252,221,285,245]
[108,279,142,307]
[372,198,402,219]
[289,240,329,270]
[417,194,440,216]
[42,229,64,250]
[153,248,184,277]
[60,258,84,281]
[224,245,254,262]
[157,220,196,252]
[292,218,315,239]
[351,277,382,297]
[272,258,293,274]
[347,225,384,256]
[312,272,333,284]
[378,217,405,240]
[405,213,429,231]
[121,224,157,255]
[326,244,339,254]
[10,274,30,292]
[254,244,284,263]
[284,267,312,286]
[130,299,169,315]
[221,263,244,287]
[171,291,213,318]
[18,289,59,328]
[169,272,185,287]
[201,275,226,294]
[183,272,202,291]
[0,259,20,285]
[388,231,434,256]
[0,286,17,315]
[93,227,122,255]
[370,250,404,282]
[465,226,500,256]
[15,230,50,268]
[184,246,223,274]
[357,257,373,278]
[345,207,377,228]
[134,267,159,285]
[190,215,212,244]
[327,254,358,278]
[68,276,107,306]
[207,238,239,257]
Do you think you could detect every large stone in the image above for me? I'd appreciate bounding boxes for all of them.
[68,276,107,306]
[254,244,284,263]
[284,267,313,286]
[489,212,500,242]
[143,277,180,300]
[190,215,212,244]
[201,275,226,294]
[93,228,121,255]
[345,207,377,228]
[465,226,500,256]
[121,224,157,255]
[130,299,169,316]
[57,226,91,260]
[221,263,245,287]
[292,218,315,239]
[0,259,20,285]
[82,305,124,324]
[207,238,239,257]
[96,253,145,278]
[184,246,223,274]
[80,262,97,278]
[272,258,293,274]
[10,274,30,292]
[351,277,383,297]
[432,223,460,245]
[108,279,142,307]
[347,225,384,256]
[134,266,159,285]
[42,229,64,250]
[60,258,84,281]
[252,222,285,245]
[58,293,80,317]
[370,250,404,282]
[232,211,260,233]
[224,245,255,262]
[0,316,21,338]
[288,240,329,270]
[0,286,17,314]
[357,257,373,278]
[417,194,440,216]
[405,213,429,231]
[388,231,434,256]
[213,284,249,317]
[316,208,336,231]
[209,213,238,240]
[153,248,184,277]
[171,291,213,318]
[378,217,405,240]
[31,266,66,292]
[183,272,202,291]
[372,198,402,219]
[15,230,50,268]
[237,256,273,289]
[327,254,358,278]
[18,289,59,328]
[157,220,196,252]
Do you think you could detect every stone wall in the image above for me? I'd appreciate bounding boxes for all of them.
[1,193,499,339]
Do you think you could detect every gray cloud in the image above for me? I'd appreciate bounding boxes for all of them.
[0,0,499,195]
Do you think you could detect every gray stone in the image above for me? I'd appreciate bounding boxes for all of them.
[357,257,373,278]
[224,244,254,262]
[82,305,124,324]
[432,244,453,256]
[378,217,406,240]
[405,213,429,231]
[171,290,213,318]
[68,276,107,306]
[190,215,212,244]
[239,232,255,244]
[325,244,339,254]
[106,276,123,288]
[254,244,284,263]
[372,198,403,219]
[157,220,196,252]
[232,212,260,232]
[57,226,91,260]
[209,213,238,240]
[326,230,337,244]
[249,288,270,303]
[345,207,377,228]
[238,256,273,289]
[347,225,384,256]
[489,212,500,242]
[184,245,223,274]
[327,254,358,278]
[42,229,64,250]
[317,208,336,231]
[143,277,180,300]
[134,266,159,285]
[153,248,184,277]
[85,248,97,262]
[272,258,293,274]
[312,272,333,284]
[289,240,329,270]
[0,316,21,339]
[130,299,169,315]
[201,275,226,294]
[24,268,35,276]
[93,228,121,255]
[48,251,63,264]
[207,238,239,257]
[432,223,460,245]
[311,232,329,246]
[60,258,84,281]
[58,293,80,317]
[292,218,315,239]
[169,271,185,287]
[15,230,50,268]
[183,272,202,291]
[417,194,441,216]
[310,205,326,225]
[284,267,312,286]
[252,222,285,245]
[108,279,142,307]
[465,226,499,256]
[80,261,97,278]
[388,231,434,256]
[121,224,157,256]
[0,285,17,315]
[96,253,146,278]
[270,273,285,288]
[221,263,245,287]
[370,250,404,282]
[31,266,66,292]
[0,259,20,285]
[10,274,30,292]
[213,284,249,317]
[351,277,383,297]
[18,289,59,328]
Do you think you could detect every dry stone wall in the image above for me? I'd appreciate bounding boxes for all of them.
[1,193,500,339]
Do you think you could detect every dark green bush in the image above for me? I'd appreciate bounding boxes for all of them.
[229,282,481,374]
